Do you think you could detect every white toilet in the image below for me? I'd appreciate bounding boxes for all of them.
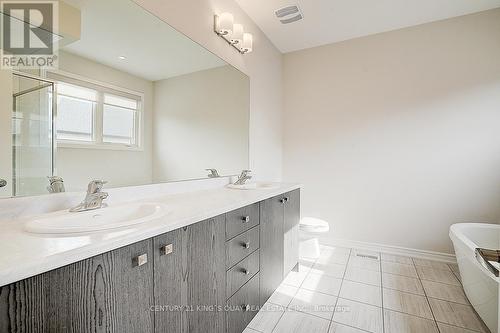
[299,217,330,259]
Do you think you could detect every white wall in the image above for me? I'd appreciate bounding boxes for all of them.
[133,0,283,181]
[56,51,154,190]
[283,9,500,254]
[153,66,249,182]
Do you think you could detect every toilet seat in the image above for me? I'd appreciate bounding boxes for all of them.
[299,217,329,234]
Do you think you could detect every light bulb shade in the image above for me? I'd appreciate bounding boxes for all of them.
[217,12,234,35]
[241,33,253,53]
[230,24,244,44]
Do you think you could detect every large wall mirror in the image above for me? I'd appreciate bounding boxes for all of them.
[0,0,249,198]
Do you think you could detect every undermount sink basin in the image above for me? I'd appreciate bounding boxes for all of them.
[24,202,170,234]
[227,182,280,190]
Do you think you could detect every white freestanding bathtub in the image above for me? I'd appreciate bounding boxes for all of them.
[450,223,500,333]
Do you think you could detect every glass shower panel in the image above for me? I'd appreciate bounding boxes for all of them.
[12,74,54,196]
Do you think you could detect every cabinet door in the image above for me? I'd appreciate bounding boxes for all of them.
[102,239,154,332]
[185,215,226,333]
[44,256,106,332]
[0,275,46,333]
[153,228,185,333]
[284,189,300,275]
[259,195,284,305]
[0,239,154,333]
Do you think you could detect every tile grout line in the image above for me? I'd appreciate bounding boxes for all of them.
[382,307,436,322]
[425,295,470,307]
[269,256,318,333]
[267,299,288,332]
[327,247,353,333]
[414,264,460,285]
[337,250,386,333]
[413,257,442,333]
[330,321,373,333]
[382,269,462,288]
[433,321,485,333]
[252,261,306,333]
[284,305,337,323]
[381,285,424,297]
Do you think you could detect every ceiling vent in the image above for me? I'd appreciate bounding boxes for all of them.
[275,5,303,24]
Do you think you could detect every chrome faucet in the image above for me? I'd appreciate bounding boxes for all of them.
[47,176,65,193]
[233,170,252,185]
[206,168,220,178]
[70,180,109,213]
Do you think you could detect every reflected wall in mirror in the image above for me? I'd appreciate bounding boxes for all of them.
[0,0,250,198]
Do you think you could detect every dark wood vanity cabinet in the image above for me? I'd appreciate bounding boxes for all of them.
[259,190,300,305]
[284,190,300,275]
[0,238,154,333]
[0,189,300,333]
[153,216,226,333]
[259,194,285,305]
[152,227,184,332]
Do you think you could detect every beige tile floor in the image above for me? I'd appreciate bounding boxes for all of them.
[245,245,490,333]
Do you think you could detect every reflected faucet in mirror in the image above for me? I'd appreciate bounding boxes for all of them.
[47,176,65,193]
[206,169,220,178]
[233,170,252,185]
[70,180,109,213]
[0,0,249,199]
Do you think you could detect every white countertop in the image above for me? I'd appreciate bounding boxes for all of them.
[0,182,300,287]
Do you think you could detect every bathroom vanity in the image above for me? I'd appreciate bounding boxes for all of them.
[0,185,300,333]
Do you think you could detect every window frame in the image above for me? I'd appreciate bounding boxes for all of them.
[47,70,144,152]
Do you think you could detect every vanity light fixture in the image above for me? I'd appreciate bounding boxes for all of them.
[231,24,244,45]
[214,12,253,54]
[241,33,253,53]
[118,55,127,60]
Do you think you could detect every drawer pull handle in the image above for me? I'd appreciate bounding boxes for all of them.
[284,197,289,202]
[280,198,285,204]
[242,304,250,312]
[242,242,250,249]
[133,254,148,267]
[241,268,250,275]
[160,244,173,256]
[242,216,250,223]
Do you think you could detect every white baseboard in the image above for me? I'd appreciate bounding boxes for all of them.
[322,238,456,263]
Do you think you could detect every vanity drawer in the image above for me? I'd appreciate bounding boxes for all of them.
[226,249,260,298]
[226,273,260,333]
[226,203,260,240]
[226,226,260,269]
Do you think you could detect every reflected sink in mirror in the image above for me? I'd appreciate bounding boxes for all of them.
[24,202,170,234]
[227,183,280,190]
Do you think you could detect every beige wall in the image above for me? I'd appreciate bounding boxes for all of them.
[153,66,249,182]
[133,0,283,181]
[56,51,154,191]
[283,9,500,253]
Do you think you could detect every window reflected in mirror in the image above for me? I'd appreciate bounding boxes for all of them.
[0,0,249,198]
